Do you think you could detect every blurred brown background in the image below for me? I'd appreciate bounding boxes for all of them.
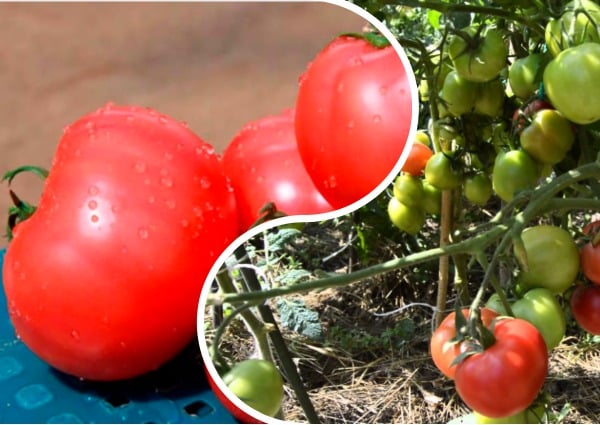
[0,2,366,248]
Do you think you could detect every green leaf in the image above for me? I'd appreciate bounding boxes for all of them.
[276,298,323,341]
[427,10,442,29]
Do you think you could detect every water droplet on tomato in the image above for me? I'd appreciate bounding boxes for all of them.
[200,177,211,189]
[134,161,146,173]
[166,199,176,209]
[193,206,203,217]
[159,168,169,176]
[181,219,189,228]
[111,204,120,214]
[337,82,345,93]
[158,116,168,125]
[119,341,127,348]
[160,177,173,188]
[379,86,388,96]
[352,57,363,66]
[88,200,98,210]
[179,121,188,128]
[164,152,174,161]
[205,202,215,211]
[256,176,264,184]
[90,214,99,223]
[347,120,355,129]
[71,330,81,341]
[373,115,382,124]
[138,227,149,239]
[88,185,100,196]
[326,175,337,189]
[126,115,135,124]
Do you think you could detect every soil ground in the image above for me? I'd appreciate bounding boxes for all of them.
[0,2,365,248]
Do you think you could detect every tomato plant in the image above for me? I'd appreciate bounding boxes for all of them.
[543,42,600,124]
[2,104,240,381]
[295,34,414,208]
[454,318,548,418]
[222,109,333,230]
[570,284,600,335]
[430,308,499,380]
[517,225,580,294]
[520,109,575,165]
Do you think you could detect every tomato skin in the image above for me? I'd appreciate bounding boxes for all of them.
[512,288,566,350]
[520,109,575,165]
[439,71,478,116]
[449,27,508,83]
[580,240,600,285]
[491,150,539,202]
[543,42,600,124]
[430,308,499,380]
[387,196,425,235]
[518,225,580,294]
[401,142,433,176]
[570,285,600,335]
[222,109,333,230]
[425,152,463,191]
[295,35,414,208]
[2,104,240,381]
[508,54,546,100]
[454,318,548,418]
[393,174,424,208]
[422,181,442,215]
[464,172,493,206]
[473,79,505,118]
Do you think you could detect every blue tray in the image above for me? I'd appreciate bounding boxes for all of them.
[0,248,237,424]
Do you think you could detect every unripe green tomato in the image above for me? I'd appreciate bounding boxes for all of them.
[474,79,505,117]
[422,181,442,215]
[387,197,425,235]
[222,359,284,417]
[449,26,508,83]
[492,150,539,202]
[520,109,575,165]
[440,71,478,116]
[393,174,424,208]
[545,0,600,57]
[415,130,431,146]
[512,288,566,350]
[517,225,580,294]
[425,152,463,190]
[464,173,493,206]
[485,293,509,315]
[508,54,546,99]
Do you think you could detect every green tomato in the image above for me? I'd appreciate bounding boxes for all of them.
[492,150,539,202]
[222,359,284,417]
[485,293,509,315]
[520,109,575,165]
[387,196,425,235]
[440,71,478,116]
[415,130,431,146]
[545,0,600,57]
[512,288,566,350]
[474,79,505,117]
[508,54,546,99]
[449,26,508,83]
[517,225,580,294]
[422,180,442,215]
[425,152,463,190]
[464,172,493,206]
[393,174,424,208]
[543,42,600,124]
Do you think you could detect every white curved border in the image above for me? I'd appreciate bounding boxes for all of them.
[197,1,419,423]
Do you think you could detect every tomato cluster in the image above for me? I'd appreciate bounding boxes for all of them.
[1,28,415,423]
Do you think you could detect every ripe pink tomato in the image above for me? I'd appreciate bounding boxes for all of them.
[295,35,415,208]
[222,109,333,230]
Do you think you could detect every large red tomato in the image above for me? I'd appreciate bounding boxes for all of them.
[222,109,333,231]
[570,285,600,335]
[430,308,499,379]
[2,104,240,381]
[295,35,415,208]
[454,318,548,418]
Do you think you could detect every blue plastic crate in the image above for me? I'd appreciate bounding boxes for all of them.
[0,248,237,424]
